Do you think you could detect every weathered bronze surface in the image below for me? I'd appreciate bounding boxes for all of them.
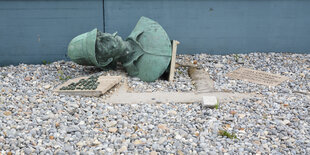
[60,75,99,90]
[67,16,172,82]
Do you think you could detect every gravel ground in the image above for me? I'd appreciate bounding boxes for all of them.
[178,52,310,94]
[0,52,309,154]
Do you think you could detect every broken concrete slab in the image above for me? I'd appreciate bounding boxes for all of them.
[188,67,215,93]
[202,96,218,108]
[226,67,289,86]
[105,90,260,104]
[105,78,261,104]
[54,76,121,96]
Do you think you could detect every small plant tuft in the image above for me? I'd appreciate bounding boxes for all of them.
[233,54,239,62]
[58,70,71,81]
[42,60,52,65]
[218,130,238,139]
[214,99,219,109]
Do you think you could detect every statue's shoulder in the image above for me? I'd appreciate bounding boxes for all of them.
[127,16,171,56]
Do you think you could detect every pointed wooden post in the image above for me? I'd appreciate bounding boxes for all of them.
[169,40,180,82]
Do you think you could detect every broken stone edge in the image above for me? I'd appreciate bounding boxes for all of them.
[53,76,122,97]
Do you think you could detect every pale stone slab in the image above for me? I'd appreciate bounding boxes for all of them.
[226,68,289,87]
[202,96,218,108]
[168,40,180,82]
[107,92,197,104]
[54,76,121,96]
[105,76,260,104]
[105,90,259,104]
[188,67,215,93]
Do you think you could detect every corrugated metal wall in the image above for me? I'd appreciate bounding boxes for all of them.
[105,0,310,55]
[1,0,310,65]
[0,0,104,66]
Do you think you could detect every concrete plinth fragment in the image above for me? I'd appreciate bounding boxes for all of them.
[202,96,218,108]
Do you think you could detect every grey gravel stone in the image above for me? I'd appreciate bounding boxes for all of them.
[0,53,309,154]
[66,126,80,133]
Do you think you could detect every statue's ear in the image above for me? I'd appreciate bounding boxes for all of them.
[112,32,118,37]
[136,31,144,42]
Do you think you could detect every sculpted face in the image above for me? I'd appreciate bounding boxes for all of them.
[95,31,128,68]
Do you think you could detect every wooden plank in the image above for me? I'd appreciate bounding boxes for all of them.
[168,40,180,82]
[54,76,121,97]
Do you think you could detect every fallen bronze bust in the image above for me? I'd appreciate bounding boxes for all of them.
[67,16,172,82]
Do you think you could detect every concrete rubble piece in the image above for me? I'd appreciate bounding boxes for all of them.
[188,67,215,93]
[202,96,218,108]
[54,76,121,97]
[226,67,289,86]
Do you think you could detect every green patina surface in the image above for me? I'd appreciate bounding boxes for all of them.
[60,76,99,91]
[67,16,171,82]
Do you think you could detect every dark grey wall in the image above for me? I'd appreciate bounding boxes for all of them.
[105,0,310,54]
[0,0,103,66]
